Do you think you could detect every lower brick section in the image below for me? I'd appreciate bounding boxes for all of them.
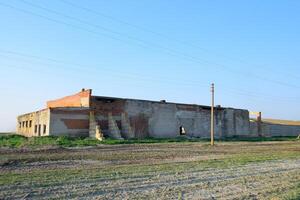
[61,119,89,129]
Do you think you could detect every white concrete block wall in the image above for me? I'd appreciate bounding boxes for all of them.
[17,109,50,137]
[49,108,89,137]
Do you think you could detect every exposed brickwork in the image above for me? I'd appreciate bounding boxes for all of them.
[96,120,121,130]
[98,120,109,130]
[130,114,149,139]
[47,89,92,108]
[90,97,125,115]
[51,109,90,115]
[107,112,123,139]
[121,113,134,138]
[61,119,89,129]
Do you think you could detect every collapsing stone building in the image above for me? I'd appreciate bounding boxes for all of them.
[17,89,300,139]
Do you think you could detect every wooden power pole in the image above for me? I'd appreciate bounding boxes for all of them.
[211,83,215,146]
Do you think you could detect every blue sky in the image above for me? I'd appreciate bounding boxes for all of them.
[0,0,299,131]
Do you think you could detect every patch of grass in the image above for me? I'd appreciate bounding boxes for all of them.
[0,135,27,148]
[1,144,299,186]
[0,135,100,148]
[221,135,298,142]
[101,137,203,145]
[0,140,299,199]
[0,134,298,148]
[282,183,300,200]
[0,135,207,148]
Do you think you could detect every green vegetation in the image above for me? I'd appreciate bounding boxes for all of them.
[0,134,206,148]
[0,135,99,148]
[0,140,299,199]
[221,135,298,142]
[286,188,300,200]
[0,134,298,148]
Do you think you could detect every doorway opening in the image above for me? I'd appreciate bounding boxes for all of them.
[179,126,186,135]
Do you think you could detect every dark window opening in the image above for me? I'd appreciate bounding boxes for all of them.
[22,121,25,127]
[43,125,46,134]
[29,120,32,128]
[95,97,116,103]
[38,125,41,136]
[34,125,37,133]
[179,126,186,135]
[19,122,21,128]
[25,121,28,128]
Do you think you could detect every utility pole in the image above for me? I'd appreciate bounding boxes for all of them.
[211,83,215,146]
[257,112,262,137]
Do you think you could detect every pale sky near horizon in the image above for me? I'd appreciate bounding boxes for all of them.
[0,0,300,132]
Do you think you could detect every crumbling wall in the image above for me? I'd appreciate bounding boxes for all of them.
[90,96,125,138]
[222,109,250,137]
[17,109,50,137]
[125,100,250,139]
[17,92,252,139]
[49,107,90,137]
[47,89,91,108]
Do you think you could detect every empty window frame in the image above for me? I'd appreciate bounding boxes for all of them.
[25,121,28,128]
[34,125,37,133]
[38,124,41,136]
[19,122,21,128]
[22,121,25,127]
[29,120,32,128]
[43,125,46,134]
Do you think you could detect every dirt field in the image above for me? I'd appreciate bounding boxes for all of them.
[0,141,299,199]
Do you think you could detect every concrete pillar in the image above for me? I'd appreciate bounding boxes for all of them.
[108,112,123,140]
[257,112,262,137]
[89,111,97,138]
[121,112,134,139]
[95,125,104,141]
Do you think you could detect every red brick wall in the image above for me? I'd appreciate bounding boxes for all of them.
[61,119,89,129]
[47,89,92,108]
[90,97,125,115]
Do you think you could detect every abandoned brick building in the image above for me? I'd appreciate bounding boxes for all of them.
[17,89,300,139]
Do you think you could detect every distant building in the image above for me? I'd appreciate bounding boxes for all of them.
[17,89,300,138]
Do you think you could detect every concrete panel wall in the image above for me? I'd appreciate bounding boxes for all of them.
[17,109,50,137]
[251,121,300,137]
[49,108,90,137]
[125,100,250,139]
[266,124,300,136]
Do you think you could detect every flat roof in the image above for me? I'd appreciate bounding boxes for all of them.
[17,108,49,118]
[92,95,244,111]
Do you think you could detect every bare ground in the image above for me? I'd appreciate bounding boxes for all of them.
[0,141,299,199]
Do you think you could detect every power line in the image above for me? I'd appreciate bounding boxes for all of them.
[59,0,169,39]
[59,0,300,80]
[1,1,300,89]
[19,0,157,45]
[0,49,298,103]
[17,0,227,69]
[220,87,299,102]
[0,51,209,87]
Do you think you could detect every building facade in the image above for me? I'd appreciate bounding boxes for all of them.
[17,89,300,138]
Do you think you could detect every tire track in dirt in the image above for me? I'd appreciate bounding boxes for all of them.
[1,159,299,199]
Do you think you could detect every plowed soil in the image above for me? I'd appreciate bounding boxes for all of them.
[0,141,299,199]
